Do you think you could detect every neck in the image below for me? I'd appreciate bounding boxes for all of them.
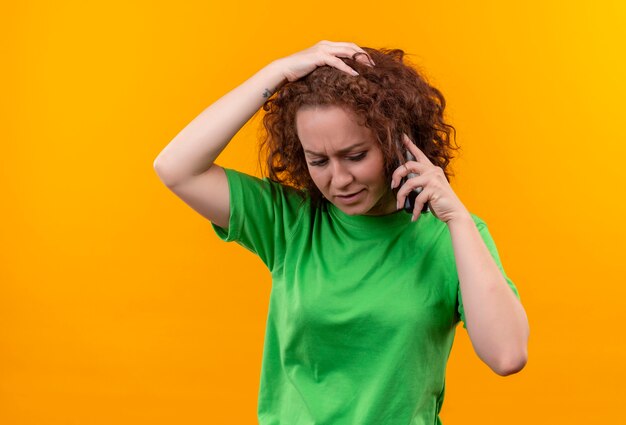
[364,190,398,216]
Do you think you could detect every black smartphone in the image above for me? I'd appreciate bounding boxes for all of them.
[400,149,429,214]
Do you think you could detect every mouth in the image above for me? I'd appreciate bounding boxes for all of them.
[335,189,365,203]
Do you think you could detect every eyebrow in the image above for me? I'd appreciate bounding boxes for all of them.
[303,142,368,156]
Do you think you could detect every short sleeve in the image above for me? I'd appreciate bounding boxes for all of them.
[211,167,305,272]
[456,214,521,329]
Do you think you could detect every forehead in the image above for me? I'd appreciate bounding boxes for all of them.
[296,105,375,155]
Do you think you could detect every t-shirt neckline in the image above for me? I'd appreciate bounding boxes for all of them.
[327,201,412,229]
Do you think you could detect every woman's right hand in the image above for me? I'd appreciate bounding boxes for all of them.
[274,40,375,83]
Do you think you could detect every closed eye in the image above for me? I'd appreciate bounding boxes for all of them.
[348,152,367,161]
[309,152,367,166]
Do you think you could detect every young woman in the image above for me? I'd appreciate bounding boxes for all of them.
[154,40,529,425]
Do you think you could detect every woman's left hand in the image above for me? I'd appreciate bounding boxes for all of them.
[391,133,469,224]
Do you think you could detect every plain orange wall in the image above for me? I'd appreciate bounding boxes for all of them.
[2,1,625,423]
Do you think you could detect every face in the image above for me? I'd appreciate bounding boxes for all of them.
[296,104,397,216]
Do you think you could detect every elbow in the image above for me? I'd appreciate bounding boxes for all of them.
[493,351,528,376]
[153,158,177,187]
[493,316,530,376]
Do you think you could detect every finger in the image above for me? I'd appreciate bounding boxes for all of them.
[402,134,427,163]
[327,56,360,76]
[354,52,375,67]
[320,42,374,67]
[347,44,375,66]
[319,46,369,75]
[396,174,427,201]
[319,41,374,64]
[411,190,430,222]
[396,193,404,211]
[395,175,411,210]
[391,161,427,188]
[402,134,433,165]
[390,164,407,189]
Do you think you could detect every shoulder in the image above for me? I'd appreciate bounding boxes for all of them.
[222,166,311,210]
[222,167,302,193]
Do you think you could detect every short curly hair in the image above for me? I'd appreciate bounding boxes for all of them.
[258,46,460,209]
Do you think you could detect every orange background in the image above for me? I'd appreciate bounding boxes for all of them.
[2,1,625,423]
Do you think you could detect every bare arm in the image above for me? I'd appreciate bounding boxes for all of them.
[153,61,287,186]
[391,136,529,377]
[448,213,530,376]
[152,41,373,228]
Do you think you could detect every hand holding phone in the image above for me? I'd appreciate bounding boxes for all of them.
[401,149,430,215]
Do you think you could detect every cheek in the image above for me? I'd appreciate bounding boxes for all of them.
[307,168,327,188]
[360,157,384,179]
[363,159,388,188]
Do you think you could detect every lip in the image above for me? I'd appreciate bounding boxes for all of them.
[335,189,365,204]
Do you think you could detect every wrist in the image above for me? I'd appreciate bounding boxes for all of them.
[264,60,288,88]
[446,209,473,227]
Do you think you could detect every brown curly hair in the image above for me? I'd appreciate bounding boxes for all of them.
[257,46,460,209]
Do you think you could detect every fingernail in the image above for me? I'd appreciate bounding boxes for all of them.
[351,69,359,76]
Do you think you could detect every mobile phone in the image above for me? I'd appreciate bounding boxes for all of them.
[401,149,430,214]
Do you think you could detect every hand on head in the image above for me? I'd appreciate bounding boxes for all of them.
[276,40,375,83]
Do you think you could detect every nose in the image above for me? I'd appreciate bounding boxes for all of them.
[330,161,354,189]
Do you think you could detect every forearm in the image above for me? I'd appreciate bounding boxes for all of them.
[153,61,287,186]
[447,212,529,376]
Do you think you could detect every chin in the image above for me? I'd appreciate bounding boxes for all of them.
[341,202,375,216]
[330,201,361,215]
[345,207,365,216]
[330,191,391,216]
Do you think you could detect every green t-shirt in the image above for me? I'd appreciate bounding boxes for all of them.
[212,167,520,425]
